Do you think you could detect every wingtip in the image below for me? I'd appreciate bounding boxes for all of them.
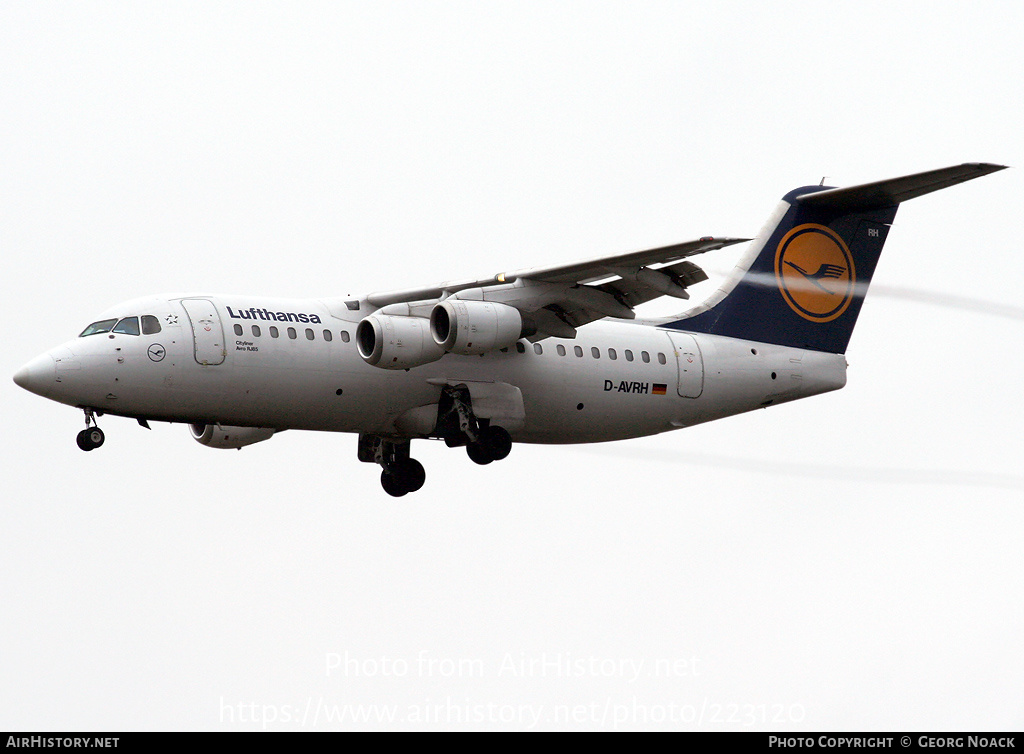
[700,236,751,245]
[968,162,1009,172]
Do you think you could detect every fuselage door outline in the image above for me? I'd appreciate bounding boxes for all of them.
[179,298,226,366]
[665,330,704,399]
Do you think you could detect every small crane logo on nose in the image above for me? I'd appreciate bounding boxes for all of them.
[148,344,166,362]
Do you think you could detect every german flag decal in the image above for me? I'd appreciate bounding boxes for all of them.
[652,383,667,395]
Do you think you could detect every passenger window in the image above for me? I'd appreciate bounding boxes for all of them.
[591,347,600,359]
[323,330,333,342]
[340,330,350,343]
[556,344,566,356]
[625,350,634,362]
[141,315,162,335]
[609,348,617,360]
[79,319,118,337]
[270,326,279,338]
[287,327,297,339]
[233,324,243,336]
[112,317,140,336]
[641,351,651,363]
[516,342,526,354]
[305,328,315,340]
[658,352,667,365]
[574,345,583,357]
[533,343,543,355]
[252,325,261,337]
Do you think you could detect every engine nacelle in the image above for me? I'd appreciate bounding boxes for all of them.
[356,314,445,369]
[430,300,524,355]
[190,423,275,449]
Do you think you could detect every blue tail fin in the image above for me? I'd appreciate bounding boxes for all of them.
[667,163,1006,353]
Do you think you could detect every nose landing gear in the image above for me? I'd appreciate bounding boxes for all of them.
[76,409,105,451]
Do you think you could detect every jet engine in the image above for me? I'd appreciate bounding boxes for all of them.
[356,314,445,369]
[190,423,275,449]
[430,300,525,355]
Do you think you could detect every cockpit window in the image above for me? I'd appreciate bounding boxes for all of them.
[141,315,162,335]
[112,317,140,336]
[79,319,118,337]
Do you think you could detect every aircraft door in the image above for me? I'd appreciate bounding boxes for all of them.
[666,331,704,398]
[180,298,226,366]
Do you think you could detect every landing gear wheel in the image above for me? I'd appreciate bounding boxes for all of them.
[393,459,426,493]
[381,470,408,497]
[482,426,512,461]
[76,427,105,451]
[466,442,493,465]
[76,429,94,452]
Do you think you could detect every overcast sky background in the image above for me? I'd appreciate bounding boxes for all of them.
[2,1,1022,731]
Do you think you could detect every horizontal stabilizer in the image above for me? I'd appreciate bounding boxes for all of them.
[797,163,1007,211]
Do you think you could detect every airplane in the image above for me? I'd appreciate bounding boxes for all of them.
[13,163,1006,496]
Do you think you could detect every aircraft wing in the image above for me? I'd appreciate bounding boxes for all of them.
[364,236,749,338]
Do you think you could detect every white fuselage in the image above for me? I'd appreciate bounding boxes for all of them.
[21,294,847,443]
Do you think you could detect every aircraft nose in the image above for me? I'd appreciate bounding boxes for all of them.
[13,352,57,397]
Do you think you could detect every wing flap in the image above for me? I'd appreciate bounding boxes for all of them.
[598,259,710,309]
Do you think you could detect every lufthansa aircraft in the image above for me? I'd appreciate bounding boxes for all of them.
[13,163,1005,496]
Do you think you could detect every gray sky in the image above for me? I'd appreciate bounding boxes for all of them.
[2,0,1022,731]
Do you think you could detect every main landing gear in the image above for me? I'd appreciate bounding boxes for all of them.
[359,384,515,496]
[358,436,426,498]
[76,408,105,451]
[436,384,512,466]
[458,425,512,465]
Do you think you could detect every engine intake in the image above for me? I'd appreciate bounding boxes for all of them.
[356,314,444,369]
[190,423,275,449]
[430,300,525,355]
